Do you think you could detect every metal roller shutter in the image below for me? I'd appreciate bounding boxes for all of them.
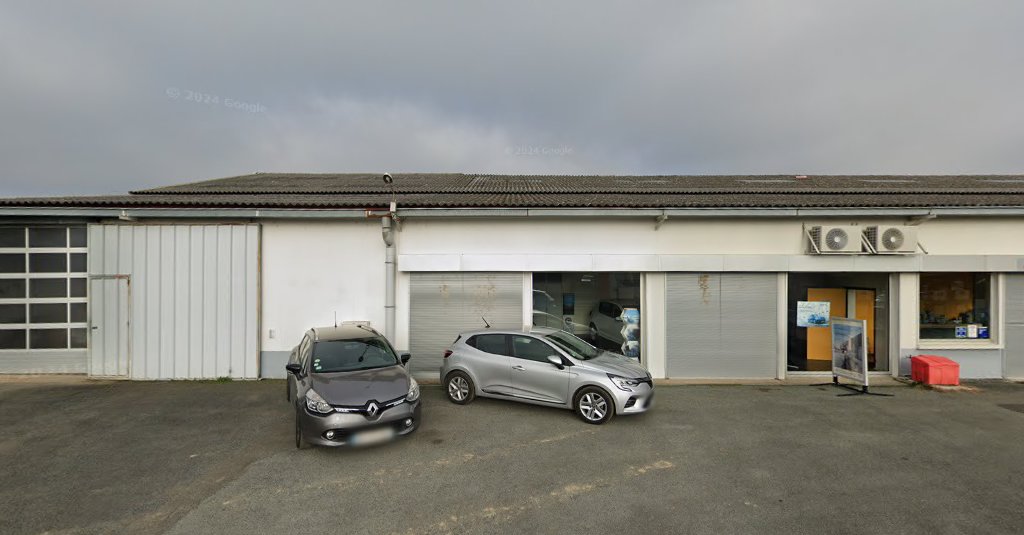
[1004,274,1024,379]
[409,272,523,374]
[666,273,777,378]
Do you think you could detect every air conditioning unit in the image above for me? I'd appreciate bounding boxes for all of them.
[863,225,918,254]
[805,225,863,254]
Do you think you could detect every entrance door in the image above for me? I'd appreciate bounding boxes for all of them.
[88,276,130,377]
[806,288,875,371]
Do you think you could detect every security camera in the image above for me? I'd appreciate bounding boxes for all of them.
[382,173,393,185]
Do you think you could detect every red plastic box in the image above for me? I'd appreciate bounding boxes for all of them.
[910,355,960,386]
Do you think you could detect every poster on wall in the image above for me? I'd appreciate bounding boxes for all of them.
[797,301,831,327]
[620,307,641,360]
[831,317,868,385]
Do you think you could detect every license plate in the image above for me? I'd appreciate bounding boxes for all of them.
[350,427,395,446]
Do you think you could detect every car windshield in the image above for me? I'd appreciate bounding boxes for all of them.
[544,331,599,360]
[311,337,398,373]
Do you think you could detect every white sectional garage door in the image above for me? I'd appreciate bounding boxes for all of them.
[409,272,523,375]
[666,273,778,378]
[88,224,260,379]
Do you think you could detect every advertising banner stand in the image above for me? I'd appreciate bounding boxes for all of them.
[814,317,893,397]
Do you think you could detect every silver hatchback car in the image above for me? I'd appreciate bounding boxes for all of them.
[439,327,653,424]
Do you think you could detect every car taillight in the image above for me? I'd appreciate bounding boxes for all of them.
[443,349,453,359]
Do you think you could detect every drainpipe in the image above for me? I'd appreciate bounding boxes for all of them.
[381,214,396,342]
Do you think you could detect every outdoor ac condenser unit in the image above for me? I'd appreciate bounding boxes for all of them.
[805,225,863,254]
[863,225,918,254]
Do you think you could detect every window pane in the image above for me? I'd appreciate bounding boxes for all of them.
[512,335,557,362]
[29,279,66,298]
[70,303,87,323]
[0,253,24,273]
[30,328,67,349]
[29,253,66,273]
[471,334,509,356]
[29,227,66,248]
[0,227,25,247]
[70,328,87,348]
[70,253,87,273]
[920,273,991,340]
[0,279,26,298]
[70,278,86,297]
[69,227,87,247]
[30,303,67,323]
[0,329,26,349]
[0,304,26,324]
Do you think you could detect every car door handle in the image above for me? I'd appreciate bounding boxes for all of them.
[512,365,525,371]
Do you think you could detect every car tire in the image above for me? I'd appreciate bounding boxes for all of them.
[574,386,614,425]
[445,371,475,405]
[295,416,307,449]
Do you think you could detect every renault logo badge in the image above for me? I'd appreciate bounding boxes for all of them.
[366,402,379,418]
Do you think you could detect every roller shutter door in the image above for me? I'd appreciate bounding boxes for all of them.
[666,273,777,378]
[409,272,523,374]
[1005,274,1024,379]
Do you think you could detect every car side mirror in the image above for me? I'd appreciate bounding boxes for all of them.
[546,355,565,370]
[400,352,411,366]
[285,363,302,375]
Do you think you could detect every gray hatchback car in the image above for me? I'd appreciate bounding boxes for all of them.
[440,327,653,424]
[286,325,421,448]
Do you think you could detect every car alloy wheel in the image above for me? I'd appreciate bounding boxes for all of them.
[575,387,613,424]
[445,372,475,405]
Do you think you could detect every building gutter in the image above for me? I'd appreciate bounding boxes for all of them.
[2,206,1024,219]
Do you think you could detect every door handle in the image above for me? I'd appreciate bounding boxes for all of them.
[512,365,525,371]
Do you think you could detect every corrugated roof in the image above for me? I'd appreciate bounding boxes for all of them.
[4,173,1024,210]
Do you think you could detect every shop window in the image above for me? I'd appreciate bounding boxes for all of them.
[531,272,642,359]
[919,273,991,340]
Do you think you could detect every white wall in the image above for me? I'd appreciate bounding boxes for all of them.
[396,217,1024,272]
[261,221,386,352]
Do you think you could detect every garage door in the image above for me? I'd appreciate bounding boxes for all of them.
[409,272,523,375]
[1005,274,1024,379]
[666,273,778,378]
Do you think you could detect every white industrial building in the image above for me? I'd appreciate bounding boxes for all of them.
[1,173,1023,381]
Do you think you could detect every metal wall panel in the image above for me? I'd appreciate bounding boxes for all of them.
[88,224,260,379]
[1004,274,1024,378]
[666,273,778,378]
[409,272,523,374]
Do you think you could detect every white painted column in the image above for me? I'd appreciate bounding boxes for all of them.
[897,272,919,375]
[643,272,667,379]
[777,272,788,379]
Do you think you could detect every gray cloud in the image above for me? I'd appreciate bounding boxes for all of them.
[1,1,1023,196]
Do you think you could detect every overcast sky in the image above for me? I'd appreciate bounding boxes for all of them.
[1,1,1023,196]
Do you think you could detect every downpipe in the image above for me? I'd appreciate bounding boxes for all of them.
[381,215,396,342]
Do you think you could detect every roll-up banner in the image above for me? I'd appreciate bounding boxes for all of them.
[831,317,868,386]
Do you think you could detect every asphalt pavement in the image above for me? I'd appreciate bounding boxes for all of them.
[1,378,1023,534]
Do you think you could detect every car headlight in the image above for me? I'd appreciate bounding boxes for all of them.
[608,374,642,392]
[406,377,420,402]
[304,389,333,414]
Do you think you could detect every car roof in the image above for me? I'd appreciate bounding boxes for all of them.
[311,324,382,341]
[458,326,560,337]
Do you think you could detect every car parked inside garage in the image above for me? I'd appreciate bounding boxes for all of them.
[285,324,421,448]
[440,327,653,424]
